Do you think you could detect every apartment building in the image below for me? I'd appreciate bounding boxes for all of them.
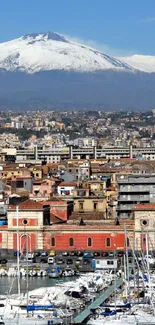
[117,174,155,219]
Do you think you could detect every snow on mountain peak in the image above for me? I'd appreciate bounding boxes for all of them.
[0,31,134,74]
[22,32,69,43]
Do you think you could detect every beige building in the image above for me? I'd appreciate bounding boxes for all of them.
[7,200,48,251]
[134,204,155,250]
[73,185,107,218]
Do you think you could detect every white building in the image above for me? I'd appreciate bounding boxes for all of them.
[57,182,75,196]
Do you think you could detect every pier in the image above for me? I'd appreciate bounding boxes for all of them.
[73,278,123,324]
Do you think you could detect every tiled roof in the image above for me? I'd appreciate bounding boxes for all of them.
[50,213,65,224]
[58,182,75,187]
[12,176,32,180]
[43,224,134,230]
[13,190,30,197]
[70,211,104,221]
[18,199,43,210]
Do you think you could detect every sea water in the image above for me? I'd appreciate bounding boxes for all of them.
[0,276,77,295]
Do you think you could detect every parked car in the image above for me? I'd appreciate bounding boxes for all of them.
[34,251,41,257]
[93,252,100,257]
[83,252,94,258]
[77,251,83,257]
[48,257,55,264]
[26,252,36,263]
[49,250,56,257]
[13,250,21,257]
[40,251,48,263]
[57,258,65,264]
[109,252,114,257]
[62,251,69,256]
[67,259,73,265]
[70,251,77,256]
[117,251,124,257]
[41,251,48,256]
[83,259,91,265]
[102,252,109,257]
[0,258,7,264]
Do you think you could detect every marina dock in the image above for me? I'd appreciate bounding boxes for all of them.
[73,278,123,324]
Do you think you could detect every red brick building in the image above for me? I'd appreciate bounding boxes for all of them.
[42,223,134,251]
[0,198,134,252]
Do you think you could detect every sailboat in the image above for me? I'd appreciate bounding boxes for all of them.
[0,206,63,325]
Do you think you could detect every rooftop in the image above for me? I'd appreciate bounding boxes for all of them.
[8,199,44,210]
[58,182,75,187]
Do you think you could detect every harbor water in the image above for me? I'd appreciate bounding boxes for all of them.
[0,276,77,295]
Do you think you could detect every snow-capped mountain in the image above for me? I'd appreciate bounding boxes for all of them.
[120,54,155,73]
[0,32,133,73]
[0,32,155,110]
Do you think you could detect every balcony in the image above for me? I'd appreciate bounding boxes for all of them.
[118,195,150,202]
[119,187,150,193]
[117,205,133,211]
[118,177,155,184]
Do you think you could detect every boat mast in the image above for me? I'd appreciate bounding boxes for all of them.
[124,225,129,295]
[16,205,20,296]
[124,253,128,299]
[146,229,151,287]
[26,234,29,317]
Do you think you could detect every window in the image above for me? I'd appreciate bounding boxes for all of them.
[79,202,84,210]
[88,237,92,247]
[106,237,111,247]
[142,220,148,226]
[36,173,39,177]
[77,190,86,196]
[69,238,74,247]
[93,202,98,211]
[107,260,114,265]
[16,180,24,188]
[51,237,55,246]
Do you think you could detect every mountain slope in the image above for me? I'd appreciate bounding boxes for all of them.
[0,32,133,73]
[0,69,155,110]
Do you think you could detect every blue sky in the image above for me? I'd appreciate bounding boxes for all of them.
[0,0,155,56]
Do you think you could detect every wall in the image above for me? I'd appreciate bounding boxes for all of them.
[7,209,43,228]
[13,233,36,251]
[0,225,133,251]
[74,197,106,214]
[40,180,54,196]
[43,231,126,251]
[134,209,155,250]
[90,182,106,192]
